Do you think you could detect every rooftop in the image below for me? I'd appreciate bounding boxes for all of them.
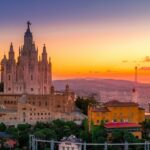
[92,106,110,112]
[105,122,141,129]
[104,100,138,107]
[61,135,82,143]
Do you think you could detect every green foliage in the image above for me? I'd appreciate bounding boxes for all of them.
[1,119,148,149]
[6,126,19,139]
[141,119,150,140]
[75,96,97,115]
[33,119,82,141]
[112,129,124,143]
[92,124,107,143]
[17,123,31,131]
[112,129,139,143]
[0,122,6,131]
[79,119,89,142]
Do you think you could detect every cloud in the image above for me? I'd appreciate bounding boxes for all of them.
[143,56,150,62]
[139,67,150,70]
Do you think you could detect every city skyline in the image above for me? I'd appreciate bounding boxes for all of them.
[1,0,150,82]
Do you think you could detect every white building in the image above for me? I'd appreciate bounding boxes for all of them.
[59,135,82,150]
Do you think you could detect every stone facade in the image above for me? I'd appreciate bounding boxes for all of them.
[1,22,52,95]
[0,22,85,125]
[0,85,79,125]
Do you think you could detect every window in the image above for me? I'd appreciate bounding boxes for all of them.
[8,75,11,80]
[62,147,65,150]
[8,87,11,91]
[31,75,33,80]
[39,102,41,106]
[45,102,47,106]
[31,88,34,91]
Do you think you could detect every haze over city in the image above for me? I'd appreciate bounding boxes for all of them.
[0,0,150,82]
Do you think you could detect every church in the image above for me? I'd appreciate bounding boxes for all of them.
[0,22,85,125]
[1,21,52,95]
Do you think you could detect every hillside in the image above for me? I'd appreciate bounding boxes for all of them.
[53,79,150,111]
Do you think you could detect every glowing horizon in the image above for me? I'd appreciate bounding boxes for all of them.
[0,0,150,83]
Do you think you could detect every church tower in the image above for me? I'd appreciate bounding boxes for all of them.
[1,22,52,95]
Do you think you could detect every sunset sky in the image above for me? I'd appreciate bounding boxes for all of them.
[0,0,150,83]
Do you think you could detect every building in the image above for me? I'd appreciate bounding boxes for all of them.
[59,135,82,150]
[1,21,52,95]
[88,100,145,138]
[105,122,142,139]
[0,22,85,125]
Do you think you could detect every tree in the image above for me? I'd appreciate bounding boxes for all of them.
[34,130,46,139]
[75,96,97,115]
[141,119,150,140]
[16,123,32,148]
[0,123,6,131]
[112,129,124,143]
[91,123,107,143]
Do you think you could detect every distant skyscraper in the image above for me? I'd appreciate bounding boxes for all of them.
[1,22,52,94]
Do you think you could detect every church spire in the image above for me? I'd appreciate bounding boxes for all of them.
[42,44,47,62]
[24,21,33,48]
[10,42,14,52]
[9,42,15,61]
[27,21,31,31]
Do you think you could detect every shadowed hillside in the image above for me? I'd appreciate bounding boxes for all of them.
[53,79,150,111]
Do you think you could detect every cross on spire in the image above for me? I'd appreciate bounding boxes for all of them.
[27,21,31,29]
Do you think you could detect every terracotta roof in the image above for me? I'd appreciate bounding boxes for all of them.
[104,100,138,107]
[5,139,17,147]
[138,107,145,110]
[92,106,110,112]
[105,122,141,129]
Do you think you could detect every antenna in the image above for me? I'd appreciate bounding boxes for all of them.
[132,66,138,103]
[134,66,138,87]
